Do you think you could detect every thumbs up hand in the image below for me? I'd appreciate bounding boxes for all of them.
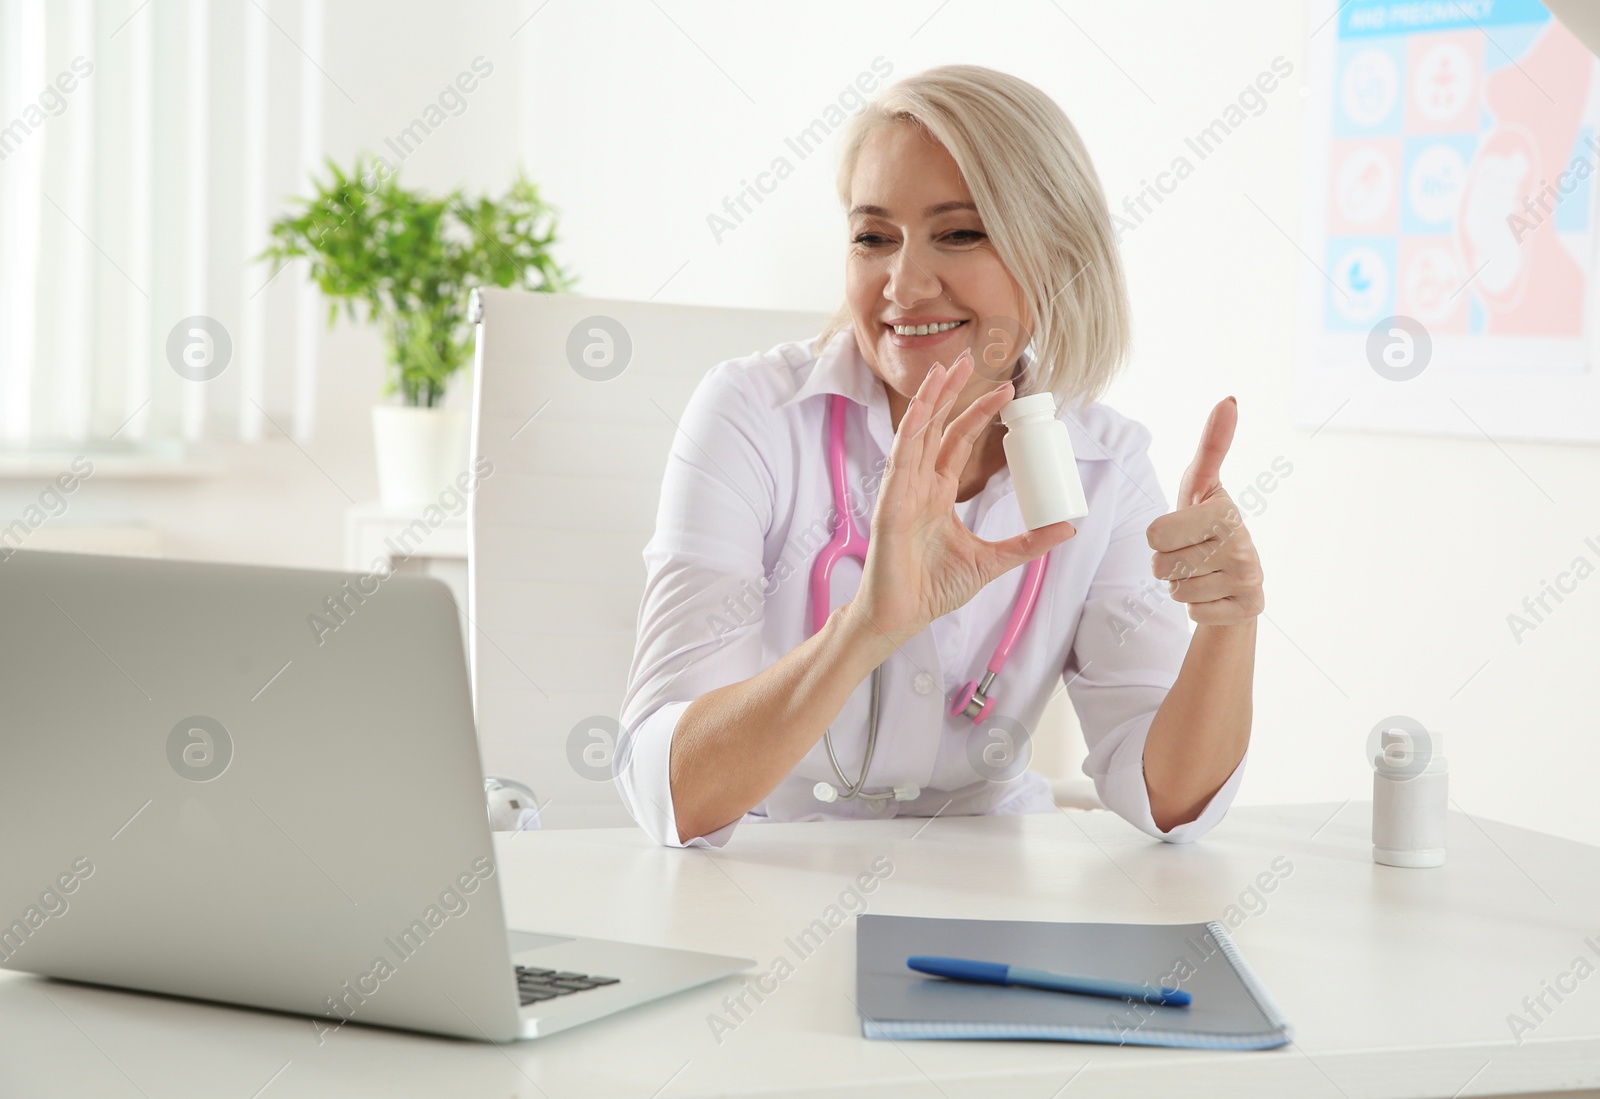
[1146,397,1265,626]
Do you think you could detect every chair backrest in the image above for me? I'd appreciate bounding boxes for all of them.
[467,289,832,828]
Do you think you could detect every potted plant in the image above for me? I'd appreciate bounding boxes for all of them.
[262,157,574,506]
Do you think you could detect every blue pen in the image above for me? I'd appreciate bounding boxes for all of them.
[907,956,1191,1007]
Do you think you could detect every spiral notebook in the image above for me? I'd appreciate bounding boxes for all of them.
[855,914,1292,1049]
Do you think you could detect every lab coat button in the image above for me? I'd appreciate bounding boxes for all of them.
[912,671,935,695]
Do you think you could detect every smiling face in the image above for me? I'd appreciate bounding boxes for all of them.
[845,120,1034,432]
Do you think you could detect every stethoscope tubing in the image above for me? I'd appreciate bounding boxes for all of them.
[809,392,1045,803]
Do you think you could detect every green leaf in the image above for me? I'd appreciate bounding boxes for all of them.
[261,157,576,406]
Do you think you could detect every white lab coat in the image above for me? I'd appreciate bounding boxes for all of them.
[616,328,1246,848]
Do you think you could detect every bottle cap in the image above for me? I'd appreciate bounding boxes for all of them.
[1374,726,1445,775]
[999,392,1057,427]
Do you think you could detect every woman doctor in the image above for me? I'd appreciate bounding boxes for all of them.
[616,64,1263,848]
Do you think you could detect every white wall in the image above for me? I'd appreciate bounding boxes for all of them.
[13,0,1597,847]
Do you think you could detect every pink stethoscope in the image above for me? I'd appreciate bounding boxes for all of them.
[808,392,1047,803]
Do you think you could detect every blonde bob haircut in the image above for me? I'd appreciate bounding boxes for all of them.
[813,64,1130,409]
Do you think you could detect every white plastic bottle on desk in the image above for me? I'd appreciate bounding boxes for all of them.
[1371,728,1447,867]
[999,393,1088,530]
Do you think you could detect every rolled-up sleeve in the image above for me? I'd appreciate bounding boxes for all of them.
[616,364,776,849]
[1065,421,1247,843]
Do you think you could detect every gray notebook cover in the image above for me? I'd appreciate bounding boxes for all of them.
[855,914,1292,1049]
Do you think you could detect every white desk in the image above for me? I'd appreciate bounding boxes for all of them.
[3,803,1597,1098]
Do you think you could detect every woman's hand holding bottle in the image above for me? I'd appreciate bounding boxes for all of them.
[846,348,1078,648]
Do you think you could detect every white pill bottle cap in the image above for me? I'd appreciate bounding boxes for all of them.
[998,392,1058,428]
[1373,727,1446,777]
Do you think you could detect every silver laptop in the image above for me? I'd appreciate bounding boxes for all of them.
[0,549,751,1042]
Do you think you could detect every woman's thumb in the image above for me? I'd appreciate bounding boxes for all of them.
[987,521,1074,577]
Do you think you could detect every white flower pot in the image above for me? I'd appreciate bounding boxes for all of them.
[371,405,470,508]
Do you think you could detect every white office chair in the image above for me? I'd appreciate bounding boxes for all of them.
[466,290,831,829]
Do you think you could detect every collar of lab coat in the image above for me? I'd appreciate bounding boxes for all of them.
[782,327,1105,465]
[780,328,880,411]
[779,328,895,456]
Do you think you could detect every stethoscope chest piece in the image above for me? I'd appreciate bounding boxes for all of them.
[949,671,998,722]
[812,780,920,804]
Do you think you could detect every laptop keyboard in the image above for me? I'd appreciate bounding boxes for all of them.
[515,965,621,1006]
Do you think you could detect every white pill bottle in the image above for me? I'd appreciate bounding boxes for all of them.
[1370,721,1447,867]
[999,393,1089,530]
